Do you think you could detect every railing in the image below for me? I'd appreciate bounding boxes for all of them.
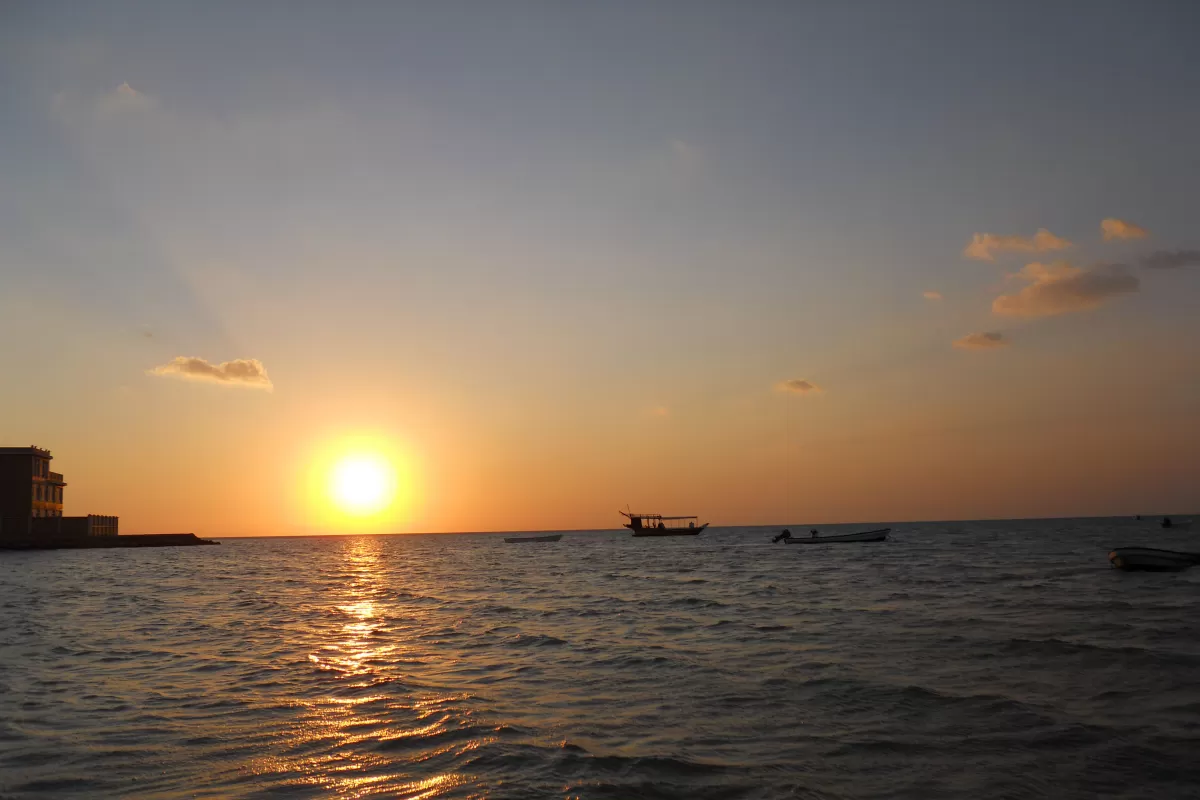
[87,515,119,537]
[48,472,64,482]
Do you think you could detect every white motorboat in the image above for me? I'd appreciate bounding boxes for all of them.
[781,528,890,544]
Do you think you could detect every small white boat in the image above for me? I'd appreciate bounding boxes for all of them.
[504,533,563,543]
[782,528,890,544]
[1109,546,1200,572]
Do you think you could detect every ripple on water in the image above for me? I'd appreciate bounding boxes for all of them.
[2,520,1200,798]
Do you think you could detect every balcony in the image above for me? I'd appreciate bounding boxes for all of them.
[47,472,65,483]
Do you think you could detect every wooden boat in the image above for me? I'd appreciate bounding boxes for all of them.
[503,533,563,543]
[782,528,890,544]
[620,510,708,537]
[1108,546,1200,572]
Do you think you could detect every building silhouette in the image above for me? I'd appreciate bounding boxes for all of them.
[0,447,118,543]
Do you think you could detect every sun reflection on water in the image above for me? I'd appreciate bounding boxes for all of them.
[253,537,475,798]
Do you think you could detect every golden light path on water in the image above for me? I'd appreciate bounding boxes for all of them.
[250,537,475,798]
[3,521,1199,796]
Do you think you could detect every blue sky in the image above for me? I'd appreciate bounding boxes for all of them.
[2,2,1198,532]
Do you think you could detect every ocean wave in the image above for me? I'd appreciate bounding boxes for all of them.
[3,520,1199,798]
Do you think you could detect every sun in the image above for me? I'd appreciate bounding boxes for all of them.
[329,454,396,516]
[301,433,419,533]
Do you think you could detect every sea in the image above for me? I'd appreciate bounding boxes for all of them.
[1,517,1198,799]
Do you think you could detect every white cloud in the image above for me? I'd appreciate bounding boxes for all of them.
[148,356,273,390]
[1101,218,1148,241]
[963,228,1072,261]
[667,139,706,181]
[953,331,1009,350]
[992,261,1139,317]
[98,82,154,114]
[776,379,822,395]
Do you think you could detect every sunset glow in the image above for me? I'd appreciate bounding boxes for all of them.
[299,435,418,534]
[2,5,1198,537]
[330,455,394,516]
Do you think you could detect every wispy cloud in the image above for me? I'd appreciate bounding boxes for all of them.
[98,82,154,114]
[149,356,273,390]
[1101,218,1148,241]
[669,139,704,172]
[953,331,1009,350]
[923,290,943,301]
[963,228,1072,261]
[1141,249,1200,269]
[992,261,1138,317]
[776,379,822,395]
[53,82,157,126]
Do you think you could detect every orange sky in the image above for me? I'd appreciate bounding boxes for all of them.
[3,6,1199,534]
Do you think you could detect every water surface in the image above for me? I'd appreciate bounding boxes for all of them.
[2,518,1198,798]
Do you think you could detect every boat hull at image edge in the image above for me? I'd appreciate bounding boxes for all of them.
[1109,546,1199,572]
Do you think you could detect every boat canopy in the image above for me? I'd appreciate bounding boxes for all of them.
[620,510,702,531]
[621,512,698,521]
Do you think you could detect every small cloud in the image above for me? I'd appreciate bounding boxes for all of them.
[1141,249,1200,269]
[148,356,273,390]
[963,228,1072,261]
[992,261,1138,317]
[776,379,822,395]
[647,405,670,418]
[668,138,705,177]
[667,140,700,184]
[953,331,1009,350]
[923,290,943,301]
[98,82,154,114]
[1101,218,1148,241]
[52,83,156,125]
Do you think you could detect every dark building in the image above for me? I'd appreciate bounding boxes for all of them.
[0,446,117,544]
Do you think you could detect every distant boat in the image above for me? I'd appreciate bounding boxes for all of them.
[1160,517,1192,530]
[620,510,708,537]
[782,528,890,544]
[504,533,563,543]
[1109,546,1200,572]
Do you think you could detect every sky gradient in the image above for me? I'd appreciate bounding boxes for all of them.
[2,2,1198,534]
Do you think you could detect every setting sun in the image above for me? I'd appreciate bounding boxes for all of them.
[300,434,420,533]
[330,455,395,516]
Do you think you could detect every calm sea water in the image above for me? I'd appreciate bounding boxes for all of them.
[2,518,1199,799]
